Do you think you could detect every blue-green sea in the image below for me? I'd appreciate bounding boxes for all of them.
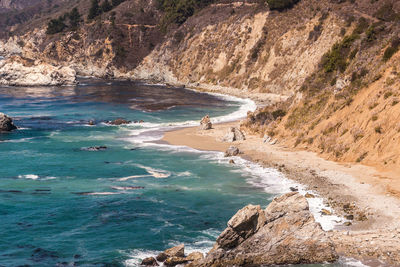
[0,80,365,267]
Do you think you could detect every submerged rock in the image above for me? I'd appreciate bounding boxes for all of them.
[199,115,212,130]
[81,146,107,151]
[0,56,76,86]
[222,127,246,142]
[188,192,338,267]
[0,113,17,132]
[224,146,239,157]
[108,118,131,125]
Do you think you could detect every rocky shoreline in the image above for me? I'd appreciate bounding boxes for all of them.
[0,55,76,86]
[161,119,400,266]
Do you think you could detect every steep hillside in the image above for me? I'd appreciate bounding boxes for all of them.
[2,0,400,176]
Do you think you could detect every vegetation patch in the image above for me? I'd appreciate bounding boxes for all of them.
[266,0,300,11]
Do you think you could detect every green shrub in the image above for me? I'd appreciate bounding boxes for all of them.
[46,16,67,34]
[88,0,101,20]
[266,0,300,10]
[321,34,358,72]
[383,46,398,62]
[157,0,214,28]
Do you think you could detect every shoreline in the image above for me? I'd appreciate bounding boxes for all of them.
[161,119,400,265]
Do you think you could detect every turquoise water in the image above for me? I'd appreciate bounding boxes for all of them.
[0,81,275,266]
[0,80,363,267]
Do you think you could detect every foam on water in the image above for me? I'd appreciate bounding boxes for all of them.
[119,91,344,232]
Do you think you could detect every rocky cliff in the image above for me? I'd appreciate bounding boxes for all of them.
[188,192,338,267]
[2,0,400,173]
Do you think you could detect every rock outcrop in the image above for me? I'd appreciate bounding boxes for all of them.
[188,192,338,267]
[199,115,212,130]
[145,244,204,267]
[222,127,246,142]
[108,118,131,125]
[0,113,17,131]
[224,146,239,157]
[0,56,76,86]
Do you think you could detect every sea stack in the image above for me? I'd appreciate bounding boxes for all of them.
[0,113,17,132]
[199,115,212,130]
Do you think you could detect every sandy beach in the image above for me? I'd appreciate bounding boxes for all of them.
[162,120,400,264]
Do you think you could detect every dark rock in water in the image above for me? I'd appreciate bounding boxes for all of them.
[31,248,59,262]
[187,192,338,267]
[0,113,17,132]
[88,120,95,125]
[108,118,131,125]
[229,159,235,164]
[156,252,168,262]
[290,187,298,192]
[141,257,159,266]
[224,146,239,157]
[81,146,107,151]
[139,120,144,123]
[73,254,81,259]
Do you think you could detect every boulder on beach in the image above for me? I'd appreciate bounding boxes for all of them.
[199,115,212,130]
[224,146,239,157]
[187,192,338,267]
[222,127,246,142]
[108,118,131,125]
[0,113,17,132]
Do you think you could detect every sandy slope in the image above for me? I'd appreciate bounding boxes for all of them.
[162,121,400,232]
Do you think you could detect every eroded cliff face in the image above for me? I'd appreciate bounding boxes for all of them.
[134,1,343,101]
[0,0,163,82]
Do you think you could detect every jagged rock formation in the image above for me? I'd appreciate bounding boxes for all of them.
[224,146,240,157]
[188,192,338,267]
[0,113,17,131]
[0,55,76,86]
[199,115,212,130]
[222,127,246,142]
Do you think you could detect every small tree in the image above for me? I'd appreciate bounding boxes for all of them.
[68,7,82,30]
[88,0,101,20]
[101,0,113,12]
[266,0,300,10]
[46,16,67,34]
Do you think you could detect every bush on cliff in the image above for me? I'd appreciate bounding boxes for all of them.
[266,0,300,10]
[46,8,82,34]
[157,0,214,29]
[46,16,67,34]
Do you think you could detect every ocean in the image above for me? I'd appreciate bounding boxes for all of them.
[0,80,364,266]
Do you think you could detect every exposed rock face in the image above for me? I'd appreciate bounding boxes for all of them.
[199,115,212,130]
[222,127,246,142]
[224,146,239,157]
[164,244,185,258]
[0,56,76,86]
[0,113,17,131]
[189,192,338,267]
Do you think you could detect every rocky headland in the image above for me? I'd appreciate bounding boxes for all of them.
[0,55,76,86]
